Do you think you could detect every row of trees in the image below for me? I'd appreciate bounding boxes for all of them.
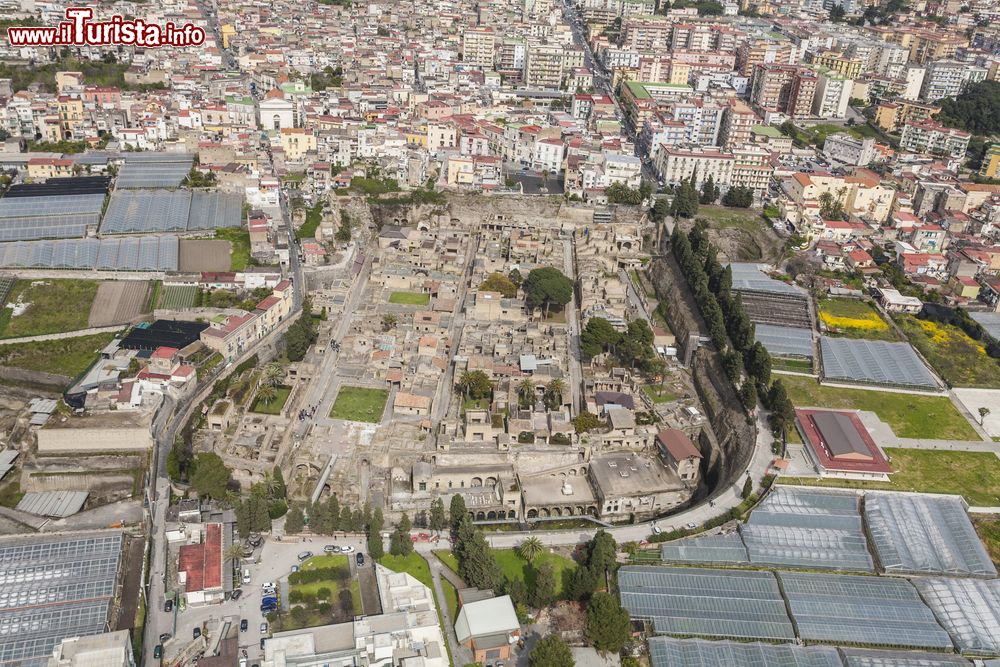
[670,223,795,431]
[606,181,652,205]
[234,468,288,537]
[285,298,319,362]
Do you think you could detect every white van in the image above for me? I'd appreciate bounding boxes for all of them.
[242,569,251,585]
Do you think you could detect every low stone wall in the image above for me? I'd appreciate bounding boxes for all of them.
[0,365,71,388]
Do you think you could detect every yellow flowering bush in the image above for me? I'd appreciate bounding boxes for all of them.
[820,311,889,332]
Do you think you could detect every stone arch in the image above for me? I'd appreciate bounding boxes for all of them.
[576,506,585,515]
[508,510,516,519]
[539,508,550,518]
[552,507,562,517]
[564,507,573,517]
[475,511,486,521]
[579,467,587,475]
[559,472,567,477]
[568,469,578,476]
[487,511,497,520]
[497,511,506,520]
[527,509,538,519]
[485,476,497,487]
[587,506,598,516]
[471,477,483,487]
[64,131,73,140]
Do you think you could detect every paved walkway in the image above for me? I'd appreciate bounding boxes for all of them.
[425,554,473,666]
[858,411,1000,455]
[0,324,123,345]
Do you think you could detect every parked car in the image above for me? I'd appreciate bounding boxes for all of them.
[260,622,268,634]
[323,545,340,553]
[355,553,365,566]
[340,545,355,553]
[193,627,201,640]
[291,565,299,573]
[297,551,313,561]
[240,619,248,632]
[164,599,173,612]
[153,645,162,659]
[651,525,662,535]
[158,633,171,643]
[230,589,243,601]
[260,638,266,650]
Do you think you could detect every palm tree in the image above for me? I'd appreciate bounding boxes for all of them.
[261,362,283,388]
[518,378,536,409]
[224,543,247,563]
[382,313,398,332]
[546,379,566,408]
[980,407,991,426]
[256,383,277,405]
[518,536,544,562]
[457,371,474,399]
[541,169,550,191]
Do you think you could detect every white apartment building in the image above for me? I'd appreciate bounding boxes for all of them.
[654,145,735,188]
[463,28,496,69]
[899,119,971,157]
[532,138,565,172]
[812,68,853,118]
[602,152,643,188]
[920,60,988,101]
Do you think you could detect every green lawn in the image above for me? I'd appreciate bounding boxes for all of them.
[772,357,814,373]
[379,553,433,589]
[435,550,459,573]
[694,205,765,232]
[780,448,1000,506]
[250,386,292,414]
[493,549,576,596]
[0,279,98,338]
[388,291,430,306]
[973,516,1000,567]
[781,375,979,441]
[297,203,323,240]
[896,315,1000,389]
[215,227,251,271]
[643,385,678,404]
[329,386,388,422]
[0,332,117,377]
[817,297,899,341]
[435,548,576,595]
[441,578,459,620]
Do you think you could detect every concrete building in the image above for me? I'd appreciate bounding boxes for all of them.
[589,451,693,519]
[980,144,1000,180]
[812,67,853,119]
[920,60,988,101]
[654,145,734,188]
[823,134,877,166]
[900,119,971,158]
[750,64,816,118]
[525,43,566,90]
[46,631,135,667]
[463,28,496,69]
[454,595,520,665]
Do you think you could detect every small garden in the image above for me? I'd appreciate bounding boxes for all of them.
[388,291,430,306]
[329,386,388,422]
[250,385,291,414]
[896,315,1000,389]
[817,297,898,341]
[278,554,362,631]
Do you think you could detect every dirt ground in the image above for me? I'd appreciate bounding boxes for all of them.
[179,239,231,273]
[88,281,151,327]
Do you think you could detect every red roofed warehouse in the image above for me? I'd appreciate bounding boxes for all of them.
[177,523,225,606]
[794,409,892,480]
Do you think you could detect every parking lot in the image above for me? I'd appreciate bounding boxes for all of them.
[160,534,368,666]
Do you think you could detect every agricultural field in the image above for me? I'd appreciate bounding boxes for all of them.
[329,386,388,422]
[817,298,898,341]
[158,285,199,310]
[388,291,430,306]
[0,279,98,338]
[88,281,151,327]
[0,332,117,377]
[178,238,237,273]
[779,448,1000,506]
[896,315,1000,388]
[781,375,979,441]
